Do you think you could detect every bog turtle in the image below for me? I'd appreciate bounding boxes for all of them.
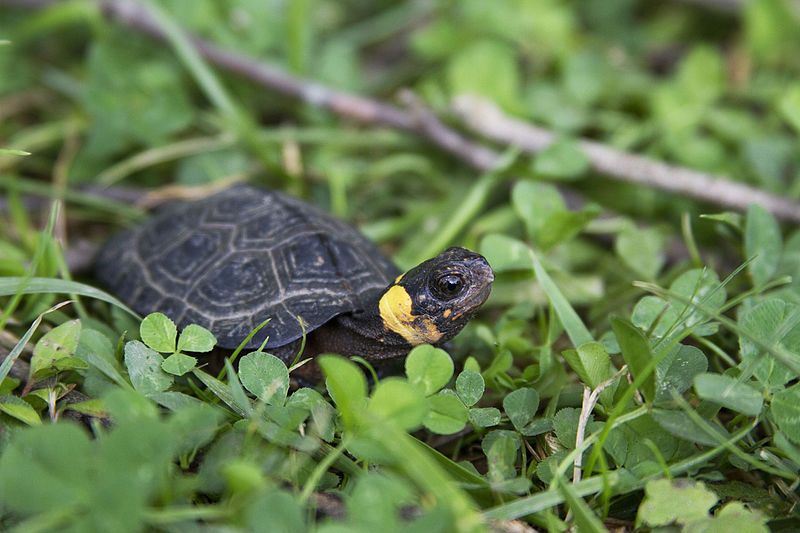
[95,184,494,373]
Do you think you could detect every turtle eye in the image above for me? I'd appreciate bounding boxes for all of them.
[433,273,465,300]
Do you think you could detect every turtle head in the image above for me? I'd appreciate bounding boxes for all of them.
[378,247,494,346]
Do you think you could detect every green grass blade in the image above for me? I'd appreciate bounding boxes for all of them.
[0,201,60,332]
[0,175,144,220]
[611,317,655,402]
[376,426,485,532]
[486,423,755,521]
[636,281,800,376]
[142,0,236,117]
[418,440,491,488]
[0,148,30,156]
[528,246,594,347]
[556,478,609,532]
[484,474,619,520]
[405,149,517,267]
[97,134,236,185]
[0,277,139,318]
[191,368,247,417]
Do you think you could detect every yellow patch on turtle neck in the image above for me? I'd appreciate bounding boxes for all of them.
[379,284,442,345]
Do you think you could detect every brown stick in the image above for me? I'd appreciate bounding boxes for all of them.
[3,0,799,222]
[452,96,800,223]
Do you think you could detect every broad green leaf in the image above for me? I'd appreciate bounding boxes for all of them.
[83,37,193,155]
[637,479,718,527]
[223,459,267,496]
[634,268,726,339]
[238,352,289,406]
[455,370,485,407]
[512,181,565,240]
[553,407,584,449]
[480,233,534,272]
[562,341,610,389]
[53,357,89,372]
[651,408,729,446]
[536,449,570,484]
[319,355,367,430]
[405,344,454,396]
[531,138,590,180]
[739,298,800,387]
[513,181,599,249]
[124,340,173,395]
[685,502,769,533]
[745,204,782,287]
[669,269,727,319]
[160,353,197,376]
[537,208,600,250]
[244,489,306,533]
[631,295,669,332]
[779,85,800,134]
[30,319,82,378]
[655,344,708,403]
[693,373,763,416]
[0,423,92,514]
[0,302,72,386]
[502,387,540,433]
[346,472,417,529]
[368,378,428,431]
[76,329,130,389]
[519,418,553,437]
[177,324,217,353]
[482,430,520,481]
[563,50,611,105]
[676,46,725,106]
[286,388,336,442]
[771,383,800,443]
[469,407,501,428]
[168,403,224,453]
[64,398,108,418]
[0,395,41,425]
[447,40,521,112]
[621,414,681,468]
[423,392,468,434]
[616,226,664,280]
[612,317,655,402]
[139,313,177,353]
[774,431,800,468]
[176,148,250,185]
[90,406,180,528]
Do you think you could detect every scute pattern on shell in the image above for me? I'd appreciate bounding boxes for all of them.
[95,185,399,350]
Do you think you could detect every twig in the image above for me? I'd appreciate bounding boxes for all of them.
[674,0,743,13]
[573,366,628,484]
[2,0,799,222]
[452,96,800,223]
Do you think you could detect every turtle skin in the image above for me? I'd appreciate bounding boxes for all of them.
[95,184,399,351]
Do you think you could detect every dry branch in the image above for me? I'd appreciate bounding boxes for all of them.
[2,0,800,222]
[452,96,800,223]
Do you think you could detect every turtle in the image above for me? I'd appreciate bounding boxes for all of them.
[95,184,494,376]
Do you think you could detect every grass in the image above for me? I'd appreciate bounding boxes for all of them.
[1,1,800,531]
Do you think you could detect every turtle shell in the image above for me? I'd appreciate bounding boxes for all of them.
[95,184,399,350]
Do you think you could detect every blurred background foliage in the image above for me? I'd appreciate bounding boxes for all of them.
[2,0,800,531]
